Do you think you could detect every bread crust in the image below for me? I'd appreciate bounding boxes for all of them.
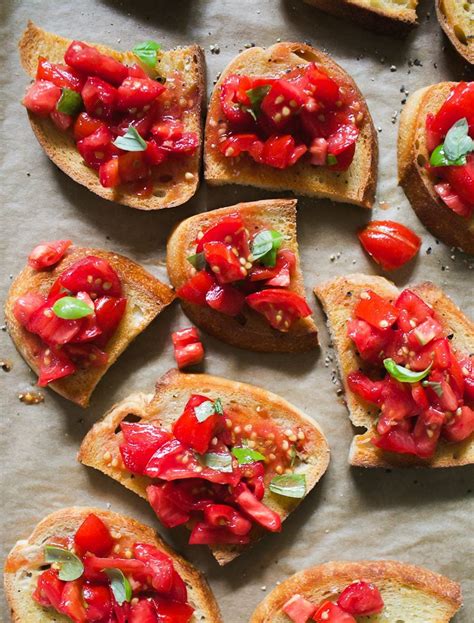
[304,0,418,37]
[250,560,462,622]
[167,198,319,352]
[435,0,474,64]
[204,42,377,209]
[4,507,222,623]
[5,246,175,407]
[314,274,474,468]
[78,369,330,565]
[398,82,474,255]
[18,21,205,210]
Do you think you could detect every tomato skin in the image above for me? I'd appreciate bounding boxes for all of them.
[372,427,418,456]
[175,342,205,368]
[117,76,165,110]
[59,580,88,623]
[337,581,384,616]
[206,283,245,316]
[346,318,389,363]
[37,345,76,386]
[23,80,61,116]
[76,126,114,169]
[313,601,356,623]
[282,595,317,623]
[147,483,191,528]
[28,240,72,271]
[434,182,473,218]
[358,221,421,271]
[93,296,126,346]
[429,81,474,137]
[99,158,121,188]
[117,152,150,183]
[172,395,219,454]
[246,289,312,331]
[153,599,195,623]
[82,584,112,621]
[120,421,172,475]
[355,290,399,330]
[443,406,474,442]
[195,213,248,256]
[74,513,114,557]
[81,77,118,119]
[177,270,216,306]
[172,327,200,347]
[28,302,82,345]
[235,484,282,532]
[36,57,85,91]
[347,371,384,404]
[203,504,252,536]
[65,41,128,86]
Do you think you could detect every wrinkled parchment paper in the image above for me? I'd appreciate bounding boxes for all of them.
[1,0,473,620]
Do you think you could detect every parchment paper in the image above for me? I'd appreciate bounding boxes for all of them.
[1,1,473,621]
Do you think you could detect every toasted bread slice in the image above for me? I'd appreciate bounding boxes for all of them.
[78,369,330,565]
[4,506,222,623]
[303,0,419,36]
[167,198,319,352]
[314,274,474,468]
[18,21,205,210]
[5,246,175,407]
[398,82,474,255]
[435,0,474,64]
[250,560,462,622]
[204,42,377,209]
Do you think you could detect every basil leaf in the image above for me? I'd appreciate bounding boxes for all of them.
[194,398,223,422]
[244,85,271,120]
[201,452,233,472]
[132,40,161,69]
[56,88,83,115]
[443,118,474,162]
[105,568,132,605]
[53,296,94,320]
[383,358,432,383]
[232,446,265,464]
[44,545,84,581]
[269,473,306,499]
[429,144,466,168]
[251,230,283,267]
[113,126,147,152]
[327,154,338,166]
[213,397,224,416]
[422,380,443,397]
[187,252,206,270]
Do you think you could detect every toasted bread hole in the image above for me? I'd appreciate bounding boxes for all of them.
[114,412,142,434]
[153,189,167,197]
[417,154,427,167]
[452,452,460,460]
[414,139,420,149]
[454,25,468,45]
[291,47,318,63]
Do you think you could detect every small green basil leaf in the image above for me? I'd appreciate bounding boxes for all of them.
[430,143,466,167]
[232,446,265,464]
[327,154,338,166]
[201,452,233,472]
[383,358,432,383]
[132,40,161,69]
[422,380,443,397]
[443,118,474,162]
[244,85,271,119]
[113,126,147,151]
[105,568,132,605]
[251,230,283,267]
[213,397,224,416]
[44,545,84,581]
[53,296,94,320]
[56,88,83,115]
[269,473,306,499]
[187,252,206,270]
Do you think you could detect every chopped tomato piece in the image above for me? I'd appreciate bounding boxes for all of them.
[413,407,445,459]
[82,584,112,622]
[377,379,417,435]
[13,291,46,327]
[74,513,114,557]
[196,213,249,257]
[81,77,118,119]
[250,250,295,287]
[443,406,474,443]
[153,599,194,623]
[205,283,245,316]
[172,327,200,347]
[28,240,72,271]
[65,41,128,86]
[117,76,165,110]
[282,595,317,623]
[327,124,359,157]
[129,600,156,623]
[188,522,250,545]
[409,338,451,371]
[93,295,126,346]
[60,256,122,297]
[408,316,443,347]
[59,580,87,623]
[347,371,383,405]
[309,137,328,165]
[337,581,384,616]
[73,112,106,140]
[175,342,205,368]
[117,152,150,183]
[28,302,82,345]
[36,57,85,91]
[346,318,389,363]
[120,421,172,474]
[246,289,312,331]
[305,63,341,103]
[33,569,65,609]
[358,221,421,271]
[434,182,473,218]
[172,395,219,454]
[76,126,114,169]
[262,135,307,169]
[395,289,433,332]
[235,485,281,532]
[219,74,255,126]
[99,158,121,188]
[443,161,474,209]
[177,270,216,306]
[37,345,76,386]
[219,133,260,158]
[145,140,167,165]
[313,601,356,623]
[22,80,61,116]
[147,483,191,528]
[133,543,175,594]
[372,427,417,456]
[261,80,305,127]
[429,81,474,138]
[203,504,252,535]
[355,290,399,330]
[203,241,244,283]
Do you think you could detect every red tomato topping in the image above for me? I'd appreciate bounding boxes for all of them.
[174,342,205,369]
[246,289,312,331]
[33,569,65,609]
[355,290,399,330]
[147,483,191,528]
[28,240,72,270]
[235,484,282,532]
[206,283,246,316]
[74,513,114,557]
[58,580,88,623]
[172,395,220,454]
[22,80,61,116]
[117,76,165,110]
[177,270,216,306]
[153,599,194,623]
[76,125,114,169]
[313,601,356,623]
[195,212,248,256]
[60,256,122,297]
[73,112,106,141]
[189,522,251,545]
[337,581,384,616]
[282,595,317,623]
[36,57,85,91]
[37,345,77,386]
[82,584,112,621]
[203,241,244,283]
[65,41,128,86]
[120,422,172,474]
[358,221,421,271]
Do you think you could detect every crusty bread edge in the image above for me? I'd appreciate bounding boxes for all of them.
[435,1,474,65]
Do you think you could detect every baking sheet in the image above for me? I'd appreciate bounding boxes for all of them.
[1,0,473,620]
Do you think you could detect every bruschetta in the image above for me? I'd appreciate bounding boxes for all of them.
[303,0,419,36]
[204,42,377,209]
[398,81,474,254]
[5,240,175,407]
[78,369,330,565]
[315,274,474,468]
[19,21,205,210]
[435,0,474,65]
[167,198,319,352]
[250,560,462,623]
[4,506,222,623]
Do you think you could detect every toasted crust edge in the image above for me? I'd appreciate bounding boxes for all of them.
[4,506,223,623]
[249,560,462,622]
[18,21,205,211]
[435,1,474,65]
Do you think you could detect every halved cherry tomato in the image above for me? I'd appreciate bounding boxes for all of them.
[172,394,219,454]
[337,581,384,616]
[36,57,85,91]
[313,601,356,623]
[65,41,128,86]
[205,283,245,316]
[358,221,421,271]
[60,256,122,297]
[177,270,216,306]
[22,80,61,116]
[203,241,244,283]
[282,595,317,623]
[355,290,399,330]
[246,289,312,331]
[28,240,72,271]
[74,513,114,557]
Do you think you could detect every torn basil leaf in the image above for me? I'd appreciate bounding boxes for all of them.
[443,118,474,163]
[422,380,443,397]
[52,296,94,320]
[113,126,147,151]
[201,452,233,472]
[269,473,306,498]
[383,358,432,383]
[251,230,283,267]
[187,252,206,270]
[105,568,132,605]
[232,446,265,464]
[56,88,83,115]
[44,545,84,581]
[132,40,161,69]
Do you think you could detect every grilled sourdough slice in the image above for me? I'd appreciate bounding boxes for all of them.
[5,246,175,407]
[315,273,474,468]
[303,0,419,36]
[4,507,222,623]
[18,21,205,210]
[78,369,330,565]
[204,42,377,209]
[249,560,462,622]
[436,0,474,64]
[398,82,474,255]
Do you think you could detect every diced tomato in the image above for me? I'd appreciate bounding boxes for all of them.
[50,109,73,130]
[188,522,250,545]
[429,82,474,138]
[408,316,443,348]
[395,289,433,332]
[261,80,305,127]
[443,406,474,442]
[133,543,175,594]
[261,135,307,169]
[13,291,46,327]
[203,241,244,283]
[117,152,150,183]
[327,124,359,157]
[313,601,356,623]
[328,142,356,171]
[59,580,87,623]
[74,513,114,557]
[94,296,126,345]
[82,584,112,621]
[151,119,184,141]
[145,140,167,166]
[172,394,219,454]
[120,421,172,475]
[129,599,156,623]
[85,555,145,575]
[117,77,165,110]
[73,112,106,141]
[250,250,295,287]
[99,158,121,188]
[443,161,474,210]
[305,63,341,104]
[377,379,417,435]
[434,182,473,218]
[235,484,281,532]
[64,343,108,368]
[147,483,191,528]
[81,77,118,119]
[65,41,128,86]
[172,327,200,347]
[411,383,430,411]
[219,133,260,158]
[77,126,114,169]
[309,137,328,165]
[36,57,85,91]
[153,599,194,623]
[28,301,82,345]
[22,80,61,116]
[60,256,122,297]
[358,221,421,271]
[282,595,317,623]
[177,270,216,306]
[33,569,65,609]
[205,283,245,316]
[355,290,399,330]
[347,371,384,405]
[409,338,451,371]
[219,74,255,126]
[37,345,76,386]
[27,240,71,271]
[413,407,445,459]
[196,213,249,257]
[246,289,312,331]
[337,581,384,616]
[175,342,205,368]
[372,427,418,456]
[347,318,389,363]
[438,380,459,412]
[157,131,199,156]
[203,504,252,536]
